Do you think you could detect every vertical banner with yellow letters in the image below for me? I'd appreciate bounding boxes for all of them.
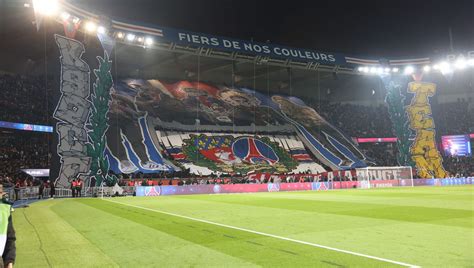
[406,82,447,178]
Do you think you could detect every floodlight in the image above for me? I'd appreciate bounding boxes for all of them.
[97,26,106,34]
[455,59,467,69]
[126,33,136,41]
[145,37,154,46]
[60,12,70,20]
[116,32,124,39]
[439,62,452,74]
[32,0,59,16]
[85,21,97,33]
[403,66,414,75]
[392,67,399,73]
[423,65,431,72]
[137,37,144,42]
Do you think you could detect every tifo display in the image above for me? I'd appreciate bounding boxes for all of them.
[0,1,473,268]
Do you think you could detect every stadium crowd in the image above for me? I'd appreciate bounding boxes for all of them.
[316,102,395,138]
[0,74,53,125]
[0,131,50,177]
[436,99,474,135]
[313,98,474,138]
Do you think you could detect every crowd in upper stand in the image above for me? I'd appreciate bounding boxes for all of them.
[313,98,474,138]
[316,102,395,138]
[0,74,53,125]
[436,99,474,135]
[0,74,472,182]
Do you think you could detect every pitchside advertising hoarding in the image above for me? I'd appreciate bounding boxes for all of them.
[136,182,331,196]
[248,167,409,181]
[135,178,473,196]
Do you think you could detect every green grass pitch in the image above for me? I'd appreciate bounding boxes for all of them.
[13,186,473,267]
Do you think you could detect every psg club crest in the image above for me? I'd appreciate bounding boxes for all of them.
[182,134,297,174]
[232,137,279,165]
[213,184,221,193]
[267,183,280,192]
[145,186,161,196]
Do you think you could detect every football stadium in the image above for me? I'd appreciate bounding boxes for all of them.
[0,0,473,267]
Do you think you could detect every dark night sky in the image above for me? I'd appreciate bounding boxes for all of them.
[74,0,474,58]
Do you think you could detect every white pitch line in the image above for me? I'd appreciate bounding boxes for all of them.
[103,198,419,267]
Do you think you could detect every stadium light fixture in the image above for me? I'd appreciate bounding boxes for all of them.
[145,37,154,46]
[359,66,369,73]
[126,33,136,41]
[384,67,391,73]
[85,21,97,33]
[439,62,452,74]
[116,32,124,39]
[97,26,106,34]
[357,67,364,72]
[392,67,399,73]
[137,37,144,43]
[32,0,59,16]
[454,58,467,70]
[376,67,384,74]
[433,64,440,70]
[60,12,70,20]
[369,67,377,74]
[423,65,431,72]
[403,66,414,75]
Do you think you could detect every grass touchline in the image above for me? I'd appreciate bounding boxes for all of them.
[103,198,420,267]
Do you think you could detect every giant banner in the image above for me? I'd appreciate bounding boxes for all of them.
[53,34,133,187]
[54,35,92,187]
[406,82,447,178]
[105,79,367,175]
[162,28,345,65]
[52,36,368,188]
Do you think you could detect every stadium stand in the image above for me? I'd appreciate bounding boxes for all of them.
[0,130,50,183]
[0,74,53,125]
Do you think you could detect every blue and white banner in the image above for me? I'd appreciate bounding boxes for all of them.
[161,28,346,65]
